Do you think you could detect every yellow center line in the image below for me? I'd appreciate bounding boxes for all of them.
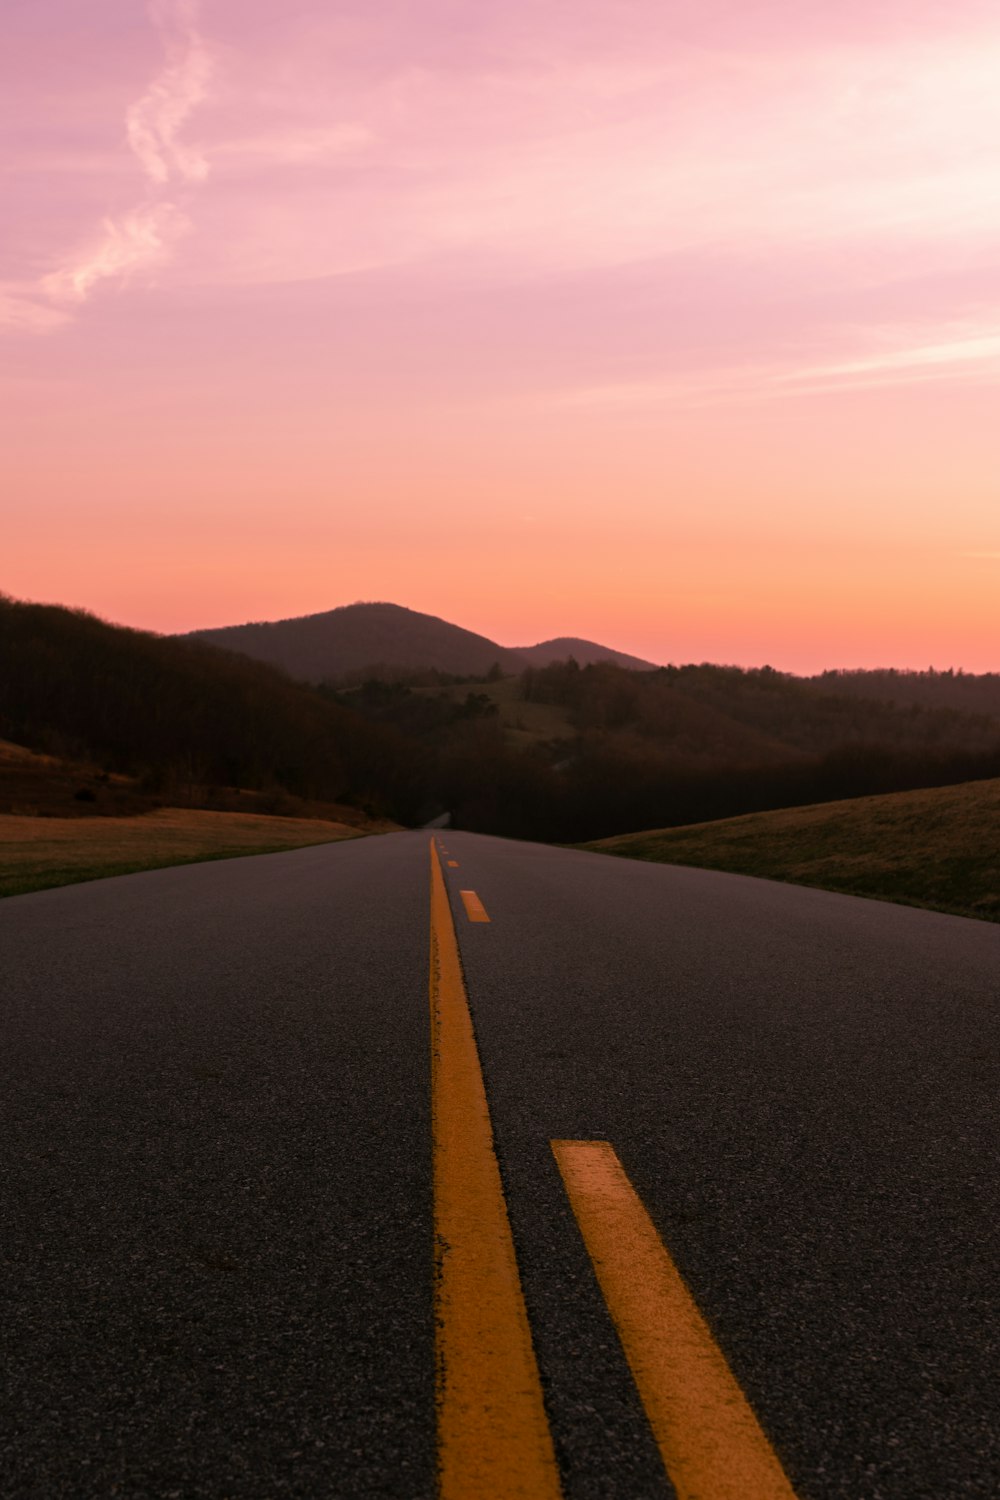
[459,889,490,923]
[552,1140,800,1500]
[430,841,561,1499]
[447,860,459,868]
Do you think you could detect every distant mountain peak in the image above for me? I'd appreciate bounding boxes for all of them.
[182,604,658,682]
[183,601,526,681]
[517,637,658,671]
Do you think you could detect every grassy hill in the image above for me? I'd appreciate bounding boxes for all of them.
[0,808,365,900]
[583,778,1000,923]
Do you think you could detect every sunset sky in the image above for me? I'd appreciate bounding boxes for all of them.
[4,0,1000,671]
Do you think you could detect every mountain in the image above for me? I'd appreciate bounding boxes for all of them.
[185,602,528,682]
[185,604,657,682]
[517,637,657,670]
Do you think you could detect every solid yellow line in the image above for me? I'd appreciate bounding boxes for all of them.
[552,1141,799,1500]
[430,842,560,1499]
[460,889,490,923]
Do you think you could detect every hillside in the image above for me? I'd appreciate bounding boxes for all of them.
[582,778,1000,923]
[0,595,421,823]
[185,602,528,682]
[0,737,155,818]
[184,602,658,682]
[516,637,657,670]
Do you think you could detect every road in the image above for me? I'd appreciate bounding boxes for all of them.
[1,830,996,1498]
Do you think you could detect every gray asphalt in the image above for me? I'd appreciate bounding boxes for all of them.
[2,830,997,1498]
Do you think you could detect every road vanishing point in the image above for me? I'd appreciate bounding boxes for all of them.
[2,830,997,1498]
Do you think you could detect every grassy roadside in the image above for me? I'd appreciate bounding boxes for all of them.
[0,807,373,899]
[582,777,1000,923]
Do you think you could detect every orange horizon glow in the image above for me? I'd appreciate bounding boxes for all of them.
[4,1,1000,674]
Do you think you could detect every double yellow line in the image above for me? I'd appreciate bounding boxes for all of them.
[429,840,799,1500]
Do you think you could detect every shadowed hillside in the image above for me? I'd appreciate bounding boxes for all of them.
[0,596,422,822]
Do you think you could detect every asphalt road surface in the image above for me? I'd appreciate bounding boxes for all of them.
[1,830,996,1498]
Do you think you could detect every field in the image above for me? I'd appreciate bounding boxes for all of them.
[584,777,1000,923]
[0,808,367,899]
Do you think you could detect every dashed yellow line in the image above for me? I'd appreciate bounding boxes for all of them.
[552,1140,799,1500]
[430,841,560,1498]
[460,890,490,923]
[447,860,459,868]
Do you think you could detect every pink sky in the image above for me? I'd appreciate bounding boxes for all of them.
[4,0,1000,671]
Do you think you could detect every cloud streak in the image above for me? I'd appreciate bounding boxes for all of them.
[784,329,1000,391]
[126,0,212,186]
[532,318,1000,416]
[41,203,188,305]
[1,0,212,326]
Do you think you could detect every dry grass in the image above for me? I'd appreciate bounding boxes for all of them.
[584,778,1000,923]
[0,807,366,899]
[0,738,155,819]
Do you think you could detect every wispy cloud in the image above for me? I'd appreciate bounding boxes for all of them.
[539,319,1000,413]
[0,287,73,334]
[3,0,212,327]
[40,203,188,305]
[783,328,1000,392]
[125,0,212,186]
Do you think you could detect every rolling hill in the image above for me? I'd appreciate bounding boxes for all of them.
[185,603,526,681]
[184,603,656,682]
[516,636,657,670]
